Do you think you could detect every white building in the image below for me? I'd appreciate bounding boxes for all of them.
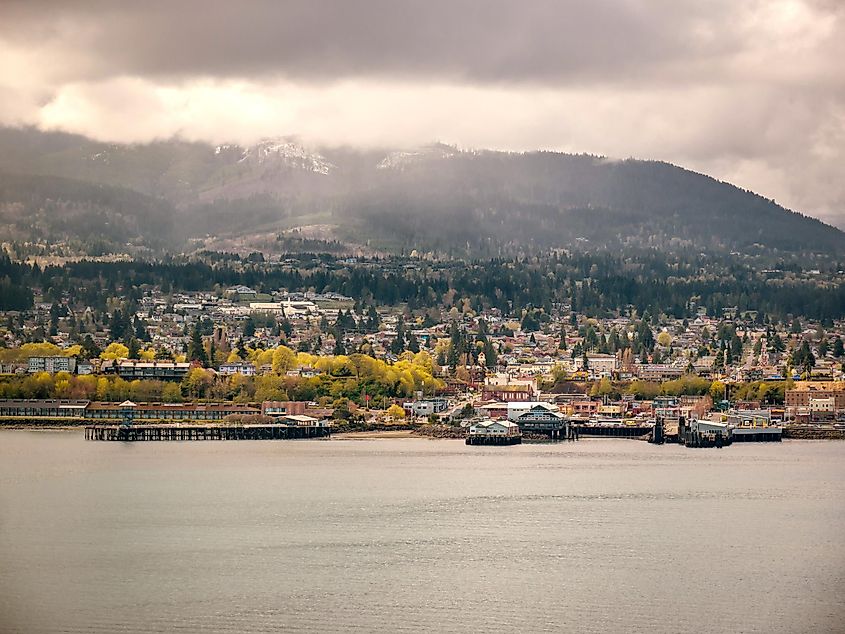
[507,401,559,421]
[810,397,835,416]
[468,420,521,437]
[403,399,449,417]
[218,362,256,377]
[28,356,76,374]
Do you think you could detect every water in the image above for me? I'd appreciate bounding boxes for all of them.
[1,432,844,633]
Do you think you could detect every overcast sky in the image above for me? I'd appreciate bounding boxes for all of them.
[1,0,843,225]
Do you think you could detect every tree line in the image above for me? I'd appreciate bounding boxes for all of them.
[14,250,845,321]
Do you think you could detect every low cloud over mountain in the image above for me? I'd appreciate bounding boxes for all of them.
[0,1,843,226]
[1,127,843,258]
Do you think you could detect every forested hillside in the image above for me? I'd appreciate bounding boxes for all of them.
[0,173,177,253]
[0,126,842,257]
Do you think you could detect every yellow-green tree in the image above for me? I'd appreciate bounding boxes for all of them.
[161,382,183,403]
[386,404,406,419]
[95,377,109,400]
[709,380,726,400]
[101,343,130,360]
[253,375,288,402]
[271,345,296,374]
[591,376,614,397]
[182,368,214,399]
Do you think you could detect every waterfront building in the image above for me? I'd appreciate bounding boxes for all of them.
[724,409,782,442]
[468,419,521,438]
[281,414,331,427]
[511,402,566,434]
[85,401,259,421]
[785,382,845,412]
[403,398,449,417]
[507,401,559,421]
[262,401,308,417]
[0,399,89,418]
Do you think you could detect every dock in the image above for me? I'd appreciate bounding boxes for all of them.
[575,423,651,438]
[465,435,522,445]
[85,423,330,441]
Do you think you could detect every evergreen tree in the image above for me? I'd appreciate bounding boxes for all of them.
[483,339,497,368]
[133,316,149,341]
[109,309,130,341]
[791,340,815,374]
[407,330,420,353]
[333,332,346,356]
[209,340,217,368]
[367,305,381,331]
[390,315,406,354]
[280,317,293,338]
[521,310,540,332]
[81,334,101,359]
[127,337,140,360]
[49,303,59,336]
[447,320,464,367]
[636,318,655,352]
[243,316,256,337]
[188,325,209,367]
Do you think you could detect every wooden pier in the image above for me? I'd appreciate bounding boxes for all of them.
[575,424,652,438]
[465,435,522,446]
[85,423,330,441]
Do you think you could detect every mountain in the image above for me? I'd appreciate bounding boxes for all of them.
[0,172,177,254]
[0,126,842,258]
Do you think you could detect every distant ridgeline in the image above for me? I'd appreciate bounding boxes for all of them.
[0,126,844,258]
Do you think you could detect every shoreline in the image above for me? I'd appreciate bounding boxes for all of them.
[1,424,844,442]
[332,430,419,439]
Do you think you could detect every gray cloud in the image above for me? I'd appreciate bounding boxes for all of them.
[0,1,759,84]
[0,0,843,225]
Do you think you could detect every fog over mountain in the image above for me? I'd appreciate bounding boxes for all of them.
[1,126,843,258]
[1,1,843,227]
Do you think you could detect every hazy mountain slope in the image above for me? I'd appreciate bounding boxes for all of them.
[0,172,178,253]
[0,126,842,257]
[346,151,844,254]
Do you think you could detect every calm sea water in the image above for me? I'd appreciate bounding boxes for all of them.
[0,432,843,633]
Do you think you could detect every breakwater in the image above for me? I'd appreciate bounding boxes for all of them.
[782,427,845,440]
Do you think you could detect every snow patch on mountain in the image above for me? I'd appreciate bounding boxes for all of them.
[214,138,336,175]
[377,144,458,170]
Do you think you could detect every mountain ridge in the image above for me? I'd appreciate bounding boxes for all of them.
[0,126,841,258]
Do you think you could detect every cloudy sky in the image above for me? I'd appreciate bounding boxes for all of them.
[1,0,843,225]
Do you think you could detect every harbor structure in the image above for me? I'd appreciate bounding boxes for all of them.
[466,419,522,445]
[679,418,731,448]
[724,410,782,442]
[85,422,331,441]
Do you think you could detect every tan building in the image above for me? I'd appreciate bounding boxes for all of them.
[785,382,845,411]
